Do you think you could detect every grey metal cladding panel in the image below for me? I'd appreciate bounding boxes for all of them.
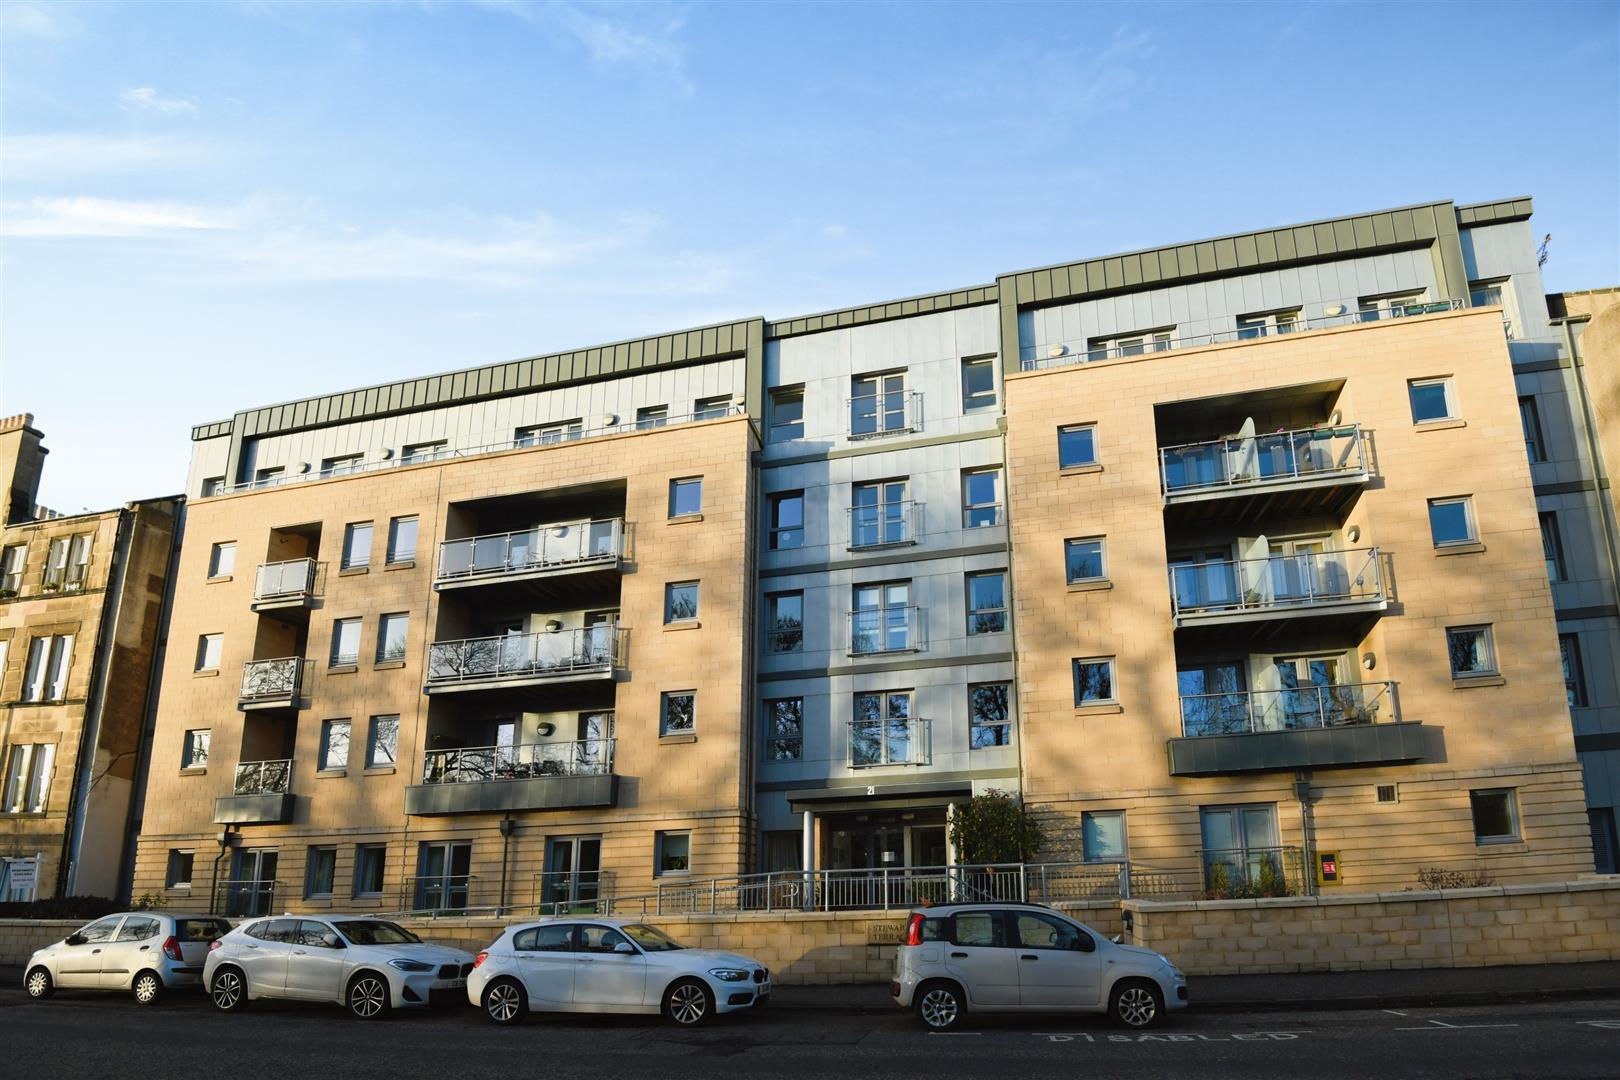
[1392,210,1417,244]
[1235,234,1259,268]
[1372,214,1396,247]
[190,420,234,440]
[212,792,295,824]
[1104,257,1125,289]
[1033,270,1053,303]
[1212,238,1237,272]
[1352,216,1376,248]
[1166,724,1426,776]
[403,774,616,815]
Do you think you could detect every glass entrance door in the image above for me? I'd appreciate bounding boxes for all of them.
[1200,805,1281,894]
[415,841,471,911]
[227,849,278,917]
[542,836,601,910]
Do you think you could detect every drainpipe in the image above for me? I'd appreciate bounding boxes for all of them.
[210,828,236,915]
[1294,772,1317,897]
[498,816,514,914]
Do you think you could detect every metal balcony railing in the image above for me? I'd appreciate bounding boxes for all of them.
[849,606,920,654]
[765,620,803,653]
[217,878,280,918]
[421,739,615,784]
[847,500,920,549]
[962,502,1004,529]
[847,390,920,439]
[233,758,293,796]
[848,716,931,767]
[425,627,626,685]
[238,657,310,702]
[1161,424,1368,496]
[253,558,318,601]
[402,875,477,915]
[1179,681,1398,738]
[1169,548,1383,618]
[437,518,624,583]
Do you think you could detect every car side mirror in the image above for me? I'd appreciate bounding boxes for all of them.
[322,933,345,949]
[613,941,635,954]
[64,933,86,947]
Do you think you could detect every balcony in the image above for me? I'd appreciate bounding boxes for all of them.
[848,391,921,440]
[213,759,295,824]
[849,607,922,656]
[424,627,626,696]
[1160,425,1368,525]
[1168,681,1424,775]
[848,717,932,768]
[237,657,312,711]
[436,518,625,599]
[848,501,920,550]
[1170,548,1385,633]
[251,558,319,614]
[404,739,617,815]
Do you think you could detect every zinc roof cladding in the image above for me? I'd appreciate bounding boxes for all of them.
[765,284,999,340]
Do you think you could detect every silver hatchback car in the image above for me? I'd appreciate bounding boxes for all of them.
[890,903,1188,1030]
[24,912,231,1005]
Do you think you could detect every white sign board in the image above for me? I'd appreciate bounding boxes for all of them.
[3,857,39,900]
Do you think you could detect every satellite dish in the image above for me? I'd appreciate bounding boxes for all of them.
[1048,345,1068,358]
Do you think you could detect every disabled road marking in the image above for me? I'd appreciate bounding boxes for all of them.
[1576,1020,1620,1030]
[1382,1009,1407,1017]
[1037,1032,1307,1043]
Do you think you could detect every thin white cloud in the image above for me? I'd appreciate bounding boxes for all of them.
[0,133,214,179]
[0,2,81,38]
[121,87,199,115]
[474,0,693,94]
[3,197,239,237]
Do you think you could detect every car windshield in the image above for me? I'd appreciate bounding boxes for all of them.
[620,924,684,952]
[333,920,422,946]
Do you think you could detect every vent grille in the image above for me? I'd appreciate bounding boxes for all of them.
[1376,783,1399,804]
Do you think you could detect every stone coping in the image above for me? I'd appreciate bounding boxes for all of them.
[1122,876,1620,914]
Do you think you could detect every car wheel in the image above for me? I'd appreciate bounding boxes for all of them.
[1109,979,1164,1029]
[483,978,526,1025]
[662,977,713,1027]
[915,981,966,1032]
[210,967,248,1012]
[348,972,391,1020]
[132,970,164,1006]
[24,966,54,1000]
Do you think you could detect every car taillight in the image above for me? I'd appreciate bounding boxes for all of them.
[208,939,223,951]
[904,913,925,947]
[473,951,488,968]
[162,936,183,962]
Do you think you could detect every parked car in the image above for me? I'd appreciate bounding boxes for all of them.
[24,911,231,1005]
[469,917,770,1027]
[204,915,476,1019]
[890,902,1188,1030]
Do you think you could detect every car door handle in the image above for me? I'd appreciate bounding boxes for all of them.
[292,950,307,956]
[577,957,595,963]
[1020,954,1039,961]
[91,949,102,955]
[949,951,968,959]
[139,945,150,951]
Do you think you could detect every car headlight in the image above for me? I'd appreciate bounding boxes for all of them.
[708,968,749,982]
[388,959,435,973]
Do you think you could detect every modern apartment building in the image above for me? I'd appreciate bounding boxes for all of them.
[0,414,179,900]
[131,195,1619,911]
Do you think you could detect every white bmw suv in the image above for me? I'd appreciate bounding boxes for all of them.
[205,915,475,1019]
[469,917,770,1027]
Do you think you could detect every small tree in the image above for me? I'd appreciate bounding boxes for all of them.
[949,790,1046,864]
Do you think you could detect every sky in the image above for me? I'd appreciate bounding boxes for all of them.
[2,0,1617,511]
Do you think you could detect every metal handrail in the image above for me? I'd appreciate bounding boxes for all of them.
[253,558,318,601]
[962,502,1004,529]
[438,518,624,582]
[848,606,920,654]
[217,878,280,917]
[1161,424,1367,495]
[846,390,920,439]
[233,758,293,795]
[1169,547,1383,617]
[847,499,921,549]
[1179,680,1398,737]
[1021,296,1466,371]
[422,739,615,783]
[425,627,626,684]
[238,657,309,700]
[400,874,478,916]
[848,716,931,767]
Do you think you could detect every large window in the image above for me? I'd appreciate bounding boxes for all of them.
[766,590,803,653]
[850,371,909,437]
[661,692,696,736]
[2,743,55,813]
[850,480,909,548]
[1470,788,1520,844]
[1519,397,1547,463]
[166,849,195,889]
[961,357,996,411]
[353,845,386,897]
[769,386,804,442]
[376,613,409,662]
[768,491,804,550]
[851,581,912,653]
[330,618,361,667]
[693,395,732,420]
[45,535,91,589]
[1561,634,1589,709]
[342,522,372,569]
[0,544,24,593]
[195,633,223,673]
[764,697,804,760]
[1470,277,1516,335]
[962,468,1002,528]
[401,441,447,464]
[515,419,582,446]
[664,582,699,624]
[1235,308,1301,338]
[320,454,363,478]
[965,571,1007,635]
[1073,657,1116,705]
[1540,511,1567,582]
[655,831,691,876]
[1088,328,1172,360]
[969,682,1011,748]
[182,729,210,769]
[1428,497,1477,547]
[367,715,399,768]
[1082,810,1127,862]
[23,634,73,702]
[851,690,917,766]
[1057,424,1098,469]
[319,719,351,772]
[1446,625,1498,679]
[1065,538,1107,583]
[305,847,337,898]
[636,405,669,430]
[1408,377,1457,424]
[668,477,703,518]
[209,542,236,579]
[386,517,418,564]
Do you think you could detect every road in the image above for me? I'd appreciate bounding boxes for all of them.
[5,982,1620,1079]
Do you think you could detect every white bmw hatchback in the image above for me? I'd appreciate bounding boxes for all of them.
[469,917,770,1027]
[205,915,475,1019]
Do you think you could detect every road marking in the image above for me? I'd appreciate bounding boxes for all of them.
[1382,1009,1408,1017]
[1576,1020,1620,1030]
[1396,1021,1520,1031]
[928,1032,981,1036]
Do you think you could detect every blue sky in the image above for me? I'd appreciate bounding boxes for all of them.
[3,0,1616,510]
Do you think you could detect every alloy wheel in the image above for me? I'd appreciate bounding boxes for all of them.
[1115,985,1158,1027]
[25,969,50,999]
[134,973,161,1004]
[212,971,243,1010]
[919,988,959,1029]
[350,976,388,1019]
[668,982,708,1026]
[486,982,522,1023]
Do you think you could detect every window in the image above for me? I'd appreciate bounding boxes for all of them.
[769,386,804,442]
[1408,378,1457,424]
[182,729,210,769]
[62,534,89,588]
[664,582,699,624]
[1539,512,1567,582]
[386,517,418,564]
[668,477,703,518]
[353,844,386,897]
[0,544,23,592]
[1427,497,1477,547]
[253,466,285,488]
[374,613,409,662]
[23,634,73,702]
[969,682,1011,748]
[636,405,669,430]
[43,537,69,588]
[1376,784,1400,804]
[1470,788,1520,843]
[851,690,917,766]
[661,691,696,736]
[342,522,372,569]
[320,453,363,478]
[1065,538,1107,583]
[962,468,1001,528]
[1561,634,1589,709]
[1446,625,1497,678]
[966,571,1007,634]
[1519,397,1546,462]
[195,633,223,673]
[768,491,804,549]
[319,719,351,771]
[1470,278,1515,335]
[1236,308,1301,338]
[513,924,574,951]
[1012,911,1088,952]
[1357,291,1425,319]
[961,357,996,411]
[515,420,583,446]
[1057,424,1098,468]
[951,911,1002,947]
[851,480,910,548]
[305,847,337,898]
[116,916,162,942]
[208,542,236,578]
[764,697,804,760]
[851,581,912,653]
[850,371,909,437]
[166,849,195,889]
[401,440,448,464]
[1087,328,1173,360]
[694,395,731,420]
[1082,810,1127,862]
[1073,657,1116,705]
[655,831,691,875]
[330,618,361,667]
[2,743,55,813]
[766,590,803,653]
[201,476,224,497]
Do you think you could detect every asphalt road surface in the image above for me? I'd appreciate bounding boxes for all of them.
[5,982,1620,1079]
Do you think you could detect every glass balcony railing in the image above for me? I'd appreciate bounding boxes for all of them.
[238,657,309,702]
[847,391,920,439]
[1161,425,1367,496]
[425,627,625,686]
[848,717,931,767]
[849,606,920,655]
[253,558,318,602]
[847,501,920,549]
[421,739,615,784]
[1169,548,1383,619]
[1179,681,1397,737]
[437,518,624,583]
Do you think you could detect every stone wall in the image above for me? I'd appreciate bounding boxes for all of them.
[0,920,79,966]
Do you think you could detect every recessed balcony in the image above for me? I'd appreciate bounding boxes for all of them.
[1168,682,1424,775]
[424,627,626,696]
[1160,424,1369,526]
[404,739,617,815]
[237,657,313,711]
[213,758,296,824]
[251,558,320,614]
[435,518,625,601]
[1169,548,1386,632]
